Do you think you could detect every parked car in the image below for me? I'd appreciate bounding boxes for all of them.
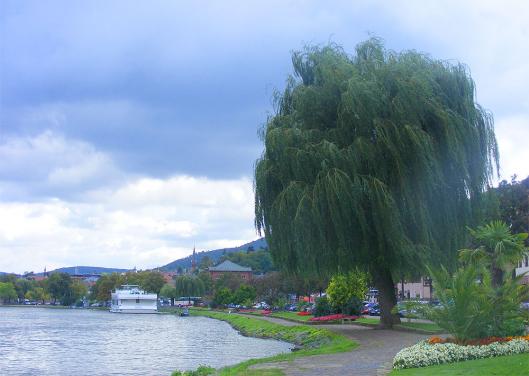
[367,304,380,316]
[253,302,270,310]
[361,302,377,315]
[284,303,297,311]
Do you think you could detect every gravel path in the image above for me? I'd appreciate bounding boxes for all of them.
[241,314,429,376]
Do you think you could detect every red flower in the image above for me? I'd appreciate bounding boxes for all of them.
[297,311,311,316]
[309,314,358,322]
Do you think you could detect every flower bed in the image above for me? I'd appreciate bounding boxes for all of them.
[393,338,529,369]
[237,309,256,313]
[427,335,529,346]
[261,310,272,315]
[309,314,358,322]
[297,311,311,316]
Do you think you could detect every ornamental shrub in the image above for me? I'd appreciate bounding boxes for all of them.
[314,296,333,317]
[342,296,363,316]
[326,270,368,313]
[425,263,529,341]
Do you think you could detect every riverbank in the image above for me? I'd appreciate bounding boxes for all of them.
[186,309,357,375]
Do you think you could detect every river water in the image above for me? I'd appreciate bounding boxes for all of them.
[0,307,292,375]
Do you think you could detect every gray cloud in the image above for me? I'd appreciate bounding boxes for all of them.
[1,0,528,271]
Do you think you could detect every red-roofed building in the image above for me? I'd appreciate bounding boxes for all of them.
[208,260,252,281]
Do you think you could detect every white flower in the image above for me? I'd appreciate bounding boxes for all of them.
[392,339,529,369]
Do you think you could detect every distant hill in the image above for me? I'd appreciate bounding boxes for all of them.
[160,238,268,271]
[45,266,130,275]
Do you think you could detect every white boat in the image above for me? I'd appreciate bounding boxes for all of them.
[110,285,158,314]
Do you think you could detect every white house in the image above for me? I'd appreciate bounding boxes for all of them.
[515,253,529,285]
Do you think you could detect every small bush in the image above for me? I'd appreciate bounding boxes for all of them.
[314,296,333,317]
[342,296,362,316]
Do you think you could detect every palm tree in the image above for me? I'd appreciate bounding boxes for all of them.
[459,220,528,287]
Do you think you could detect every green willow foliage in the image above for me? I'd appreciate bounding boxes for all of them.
[255,38,498,280]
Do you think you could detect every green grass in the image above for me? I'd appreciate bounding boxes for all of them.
[355,317,442,333]
[389,353,529,375]
[189,309,357,376]
[396,322,442,333]
[268,311,313,322]
[355,317,380,325]
[218,310,313,324]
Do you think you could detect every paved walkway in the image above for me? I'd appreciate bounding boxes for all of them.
[241,314,429,376]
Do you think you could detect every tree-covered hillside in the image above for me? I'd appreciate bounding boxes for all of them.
[160,238,268,271]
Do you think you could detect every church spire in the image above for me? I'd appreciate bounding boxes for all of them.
[191,245,197,272]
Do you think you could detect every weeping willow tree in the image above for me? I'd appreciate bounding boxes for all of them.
[254,38,499,327]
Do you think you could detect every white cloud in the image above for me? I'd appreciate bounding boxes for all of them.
[0,172,257,273]
[0,132,258,274]
[495,115,529,181]
[0,130,122,198]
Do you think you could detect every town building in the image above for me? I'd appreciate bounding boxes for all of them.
[515,252,529,285]
[395,277,433,300]
[208,260,252,281]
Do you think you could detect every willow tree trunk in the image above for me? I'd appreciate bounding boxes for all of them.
[374,266,401,328]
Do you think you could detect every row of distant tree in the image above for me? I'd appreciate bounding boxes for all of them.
[0,273,87,306]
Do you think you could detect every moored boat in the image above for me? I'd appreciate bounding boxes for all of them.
[110,285,158,313]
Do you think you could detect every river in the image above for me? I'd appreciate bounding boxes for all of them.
[0,307,292,375]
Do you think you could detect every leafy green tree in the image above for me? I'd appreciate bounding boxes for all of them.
[159,284,177,306]
[0,282,17,303]
[214,273,244,292]
[212,287,232,307]
[251,271,284,305]
[197,271,213,295]
[174,276,205,299]
[15,278,36,300]
[71,280,88,303]
[314,296,333,317]
[91,273,123,302]
[495,175,529,236]
[45,273,73,305]
[232,284,256,306]
[138,271,166,294]
[459,221,527,287]
[25,287,49,304]
[255,39,498,327]
[326,270,368,311]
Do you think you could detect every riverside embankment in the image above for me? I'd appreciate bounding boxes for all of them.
[189,309,428,376]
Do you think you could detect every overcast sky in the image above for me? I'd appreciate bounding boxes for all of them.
[1,1,528,274]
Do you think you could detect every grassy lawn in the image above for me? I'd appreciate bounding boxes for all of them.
[356,317,380,325]
[355,317,442,333]
[188,309,357,376]
[396,322,442,333]
[269,311,313,322]
[389,353,529,375]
